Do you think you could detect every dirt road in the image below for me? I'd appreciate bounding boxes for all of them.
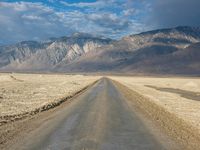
[10,78,179,150]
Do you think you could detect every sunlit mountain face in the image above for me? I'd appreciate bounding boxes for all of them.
[0,26,200,75]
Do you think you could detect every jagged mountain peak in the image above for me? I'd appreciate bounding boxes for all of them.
[122,26,200,50]
[0,26,200,74]
[131,26,200,36]
[0,33,113,71]
[71,32,93,38]
[18,41,40,45]
[174,26,200,32]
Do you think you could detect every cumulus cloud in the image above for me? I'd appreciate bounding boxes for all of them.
[60,0,106,8]
[1,0,199,45]
[21,14,43,21]
[87,13,128,29]
[60,0,125,10]
[123,9,136,16]
[0,1,146,44]
[0,2,76,44]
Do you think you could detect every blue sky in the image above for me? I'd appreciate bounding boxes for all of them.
[0,0,200,45]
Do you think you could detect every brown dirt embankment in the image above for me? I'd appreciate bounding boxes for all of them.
[113,80,200,150]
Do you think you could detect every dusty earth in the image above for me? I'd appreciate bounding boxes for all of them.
[1,78,181,150]
[0,73,100,125]
[110,76,200,131]
[110,76,200,149]
[0,74,200,149]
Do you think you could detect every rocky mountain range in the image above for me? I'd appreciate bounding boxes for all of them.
[0,26,200,75]
[0,33,112,71]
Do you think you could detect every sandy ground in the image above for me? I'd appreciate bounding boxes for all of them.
[110,76,200,134]
[1,78,179,150]
[0,73,100,118]
[1,74,200,149]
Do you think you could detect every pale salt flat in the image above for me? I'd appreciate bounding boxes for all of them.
[110,76,200,132]
[0,73,100,116]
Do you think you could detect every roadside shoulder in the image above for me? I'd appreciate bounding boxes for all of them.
[112,79,200,150]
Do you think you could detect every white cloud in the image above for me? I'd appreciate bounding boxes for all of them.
[0,2,25,11]
[0,2,71,44]
[123,8,136,16]
[60,1,107,8]
[21,14,43,21]
[0,1,148,44]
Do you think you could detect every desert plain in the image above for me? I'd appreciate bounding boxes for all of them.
[0,73,200,149]
[0,73,200,130]
[111,76,200,132]
[0,73,100,117]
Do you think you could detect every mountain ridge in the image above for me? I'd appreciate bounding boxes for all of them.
[0,26,200,75]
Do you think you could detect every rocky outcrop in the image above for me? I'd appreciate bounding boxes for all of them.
[0,33,112,71]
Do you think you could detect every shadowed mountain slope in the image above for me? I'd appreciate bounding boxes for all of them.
[0,26,200,75]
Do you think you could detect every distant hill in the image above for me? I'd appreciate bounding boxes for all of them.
[0,33,112,71]
[125,42,200,75]
[0,26,200,75]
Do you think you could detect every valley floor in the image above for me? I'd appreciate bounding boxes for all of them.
[0,73,200,149]
[0,73,100,122]
[110,76,200,132]
[110,76,200,149]
[1,78,180,150]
